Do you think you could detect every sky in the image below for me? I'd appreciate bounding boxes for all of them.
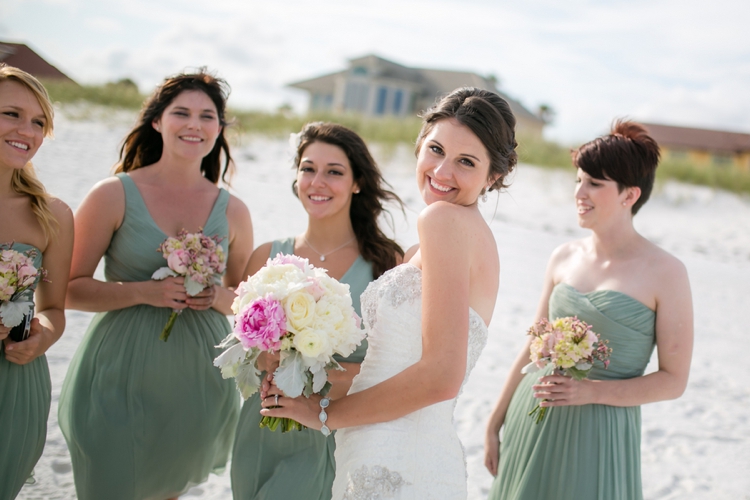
[2,0,749,143]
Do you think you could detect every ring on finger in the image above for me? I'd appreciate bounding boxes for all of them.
[275,394,279,405]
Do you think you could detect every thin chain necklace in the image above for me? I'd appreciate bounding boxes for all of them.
[302,235,356,262]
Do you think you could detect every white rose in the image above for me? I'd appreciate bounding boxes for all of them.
[284,291,316,332]
[293,328,331,359]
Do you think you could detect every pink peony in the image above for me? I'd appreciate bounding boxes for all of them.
[269,254,308,271]
[234,295,287,351]
[167,249,190,274]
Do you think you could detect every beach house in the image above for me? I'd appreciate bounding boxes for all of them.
[289,54,546,138]
[0,41,75,82]
[643,122,750,171]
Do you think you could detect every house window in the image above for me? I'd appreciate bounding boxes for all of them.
[669,149,687,160]
[376,86,388,115]
[352,66,367,76]
[712,153,733,166]
[393,89,403,114]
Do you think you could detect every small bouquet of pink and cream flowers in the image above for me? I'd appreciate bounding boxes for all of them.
[152,229,226,341]
[0,245,47,334]
[521,316,612,424]
[213,254,365,432]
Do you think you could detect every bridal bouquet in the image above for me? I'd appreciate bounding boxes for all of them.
[0,245,47,341]
[152,229,226,341]
[521,316,611,424]
[214,254,365,432]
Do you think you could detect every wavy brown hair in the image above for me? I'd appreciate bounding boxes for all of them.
[292,122,404,278]
[416,87,518,193]
[0,64,57,241]
[115,69,233,184]
[573,120,660,215]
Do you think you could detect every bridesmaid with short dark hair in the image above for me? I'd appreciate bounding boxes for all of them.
[485,121,694,500]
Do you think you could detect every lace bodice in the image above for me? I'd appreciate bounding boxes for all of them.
[333,264,489,500]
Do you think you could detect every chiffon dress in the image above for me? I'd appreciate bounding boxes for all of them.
[59,173,239,500]
[489,283,656,500]
[230,236,373,500]
[0,243,49,499]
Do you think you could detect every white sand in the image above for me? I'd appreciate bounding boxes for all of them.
[16,109,750,499]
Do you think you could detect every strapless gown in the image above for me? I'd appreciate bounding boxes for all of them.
[332,264,488,499]
[489,283,656,500]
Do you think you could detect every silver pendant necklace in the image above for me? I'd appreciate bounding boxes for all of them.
[302,235,356,262]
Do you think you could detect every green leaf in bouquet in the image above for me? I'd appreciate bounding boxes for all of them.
[236,356,262,400]
[151,267,178,280]
[184,276,204,296]
[214,343,254,378]
[311,363,328,393]
[566,366,590,381]
[274,351,306,398]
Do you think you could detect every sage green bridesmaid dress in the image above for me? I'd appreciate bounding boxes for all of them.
[489,283,656,500]
[58,173,240,500]
[230,236,373,500]
[0,243,49,499]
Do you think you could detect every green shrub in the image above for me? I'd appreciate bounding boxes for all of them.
[658,159,750,194]
[42,79,145,110]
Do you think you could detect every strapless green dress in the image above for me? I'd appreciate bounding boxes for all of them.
[58,173,240,500]
[0,243,49,499]
[230,236,373,500]
[490,283,656,500]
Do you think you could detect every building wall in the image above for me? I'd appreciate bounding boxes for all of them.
[663,146,750,171]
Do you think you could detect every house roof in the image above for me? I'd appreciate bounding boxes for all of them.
[0,42,74,82]
[643,122,750,153]
[289,54,543,124]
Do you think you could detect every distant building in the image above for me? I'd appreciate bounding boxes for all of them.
[643,123,750,171]
[289,54,546,138]
[0,41,75,83]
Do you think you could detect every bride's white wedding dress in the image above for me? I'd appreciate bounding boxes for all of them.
[331,264,489,500]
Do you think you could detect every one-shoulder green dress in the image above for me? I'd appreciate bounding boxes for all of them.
[490,283,656,500]
[58,173,240,500]
[0,243,49,499]
[230,236,373,500]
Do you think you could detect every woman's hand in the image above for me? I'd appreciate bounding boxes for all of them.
[484,430,501,476]
[532,373,598,407]
[186,285,217,311]
[3,318,54,365]
[257,353,281,399]
[0,324,9,342]
[140,277,189,309]
[259,381,325,430]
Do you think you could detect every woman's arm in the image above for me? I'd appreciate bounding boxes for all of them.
[4,198,74,364]
[261,202,475,429]
[484,248,560,475]
[66,178,189,312]
[532,255,693,408]
[185,194,253,315]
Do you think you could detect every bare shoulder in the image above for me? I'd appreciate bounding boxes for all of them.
[47,196,74,230]
[246,241,274,276]
[226,193,252,224]
[644,240,689,284]
[549,238,584,266]
[417,201,479,238]
[403,244,419,262]
[418,200,469,225]
[85,176,126,204]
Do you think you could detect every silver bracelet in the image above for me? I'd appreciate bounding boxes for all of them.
[319,397,331,436]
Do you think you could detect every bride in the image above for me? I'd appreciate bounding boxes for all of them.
[261,87,518,499]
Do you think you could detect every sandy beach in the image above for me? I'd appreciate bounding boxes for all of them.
[16,108,750,499]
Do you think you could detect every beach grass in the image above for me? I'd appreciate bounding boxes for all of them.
[40,83,750,194]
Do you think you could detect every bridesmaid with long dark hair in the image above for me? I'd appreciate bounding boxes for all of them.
[59,70,253,500]
[231,122,403,500]
[0,65,74,499]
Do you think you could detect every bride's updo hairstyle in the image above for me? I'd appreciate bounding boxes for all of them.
[0,64,57,241]
[115,69,233,184]
[292,122,404,279]
[415,87,518,193]
[573,120,660,215]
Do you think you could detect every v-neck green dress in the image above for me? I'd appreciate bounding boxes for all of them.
[230,236,373,500]
[59,173,240,500]
[489,283,656,500]
[0,243,49,499]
